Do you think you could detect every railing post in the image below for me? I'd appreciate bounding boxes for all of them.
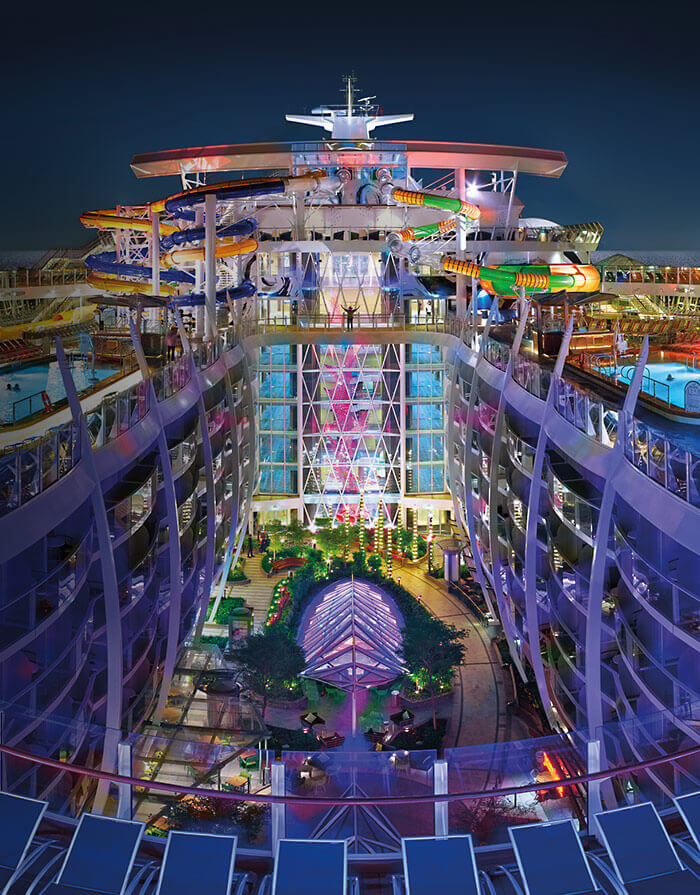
[271,761,286,850]
[116,740,133,820]
[433,758,449,836]
[586,738,603,838]
[0,710,5,793]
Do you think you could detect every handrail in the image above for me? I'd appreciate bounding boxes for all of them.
[10,390,48,423]
[1,739,699,807]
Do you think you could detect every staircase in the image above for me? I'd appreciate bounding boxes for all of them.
[205,553,275,633]
[236,554,276,631]
[31,294,75,323]
[628,294,664,317]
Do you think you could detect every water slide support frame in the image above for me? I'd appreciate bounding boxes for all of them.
[455,168,468,319]
[205,193,217,339]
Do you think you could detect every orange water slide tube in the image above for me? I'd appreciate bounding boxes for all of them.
[161,237,258,268]
[81,211,178,236]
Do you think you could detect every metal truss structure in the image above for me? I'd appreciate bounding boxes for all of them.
[299,578,404,689]
[300,342,401,525]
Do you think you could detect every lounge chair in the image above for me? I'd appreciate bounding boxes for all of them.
[46,813,144,894]
[399,835,480,895]
[155,831,237,895]
[675,791,700,852]
[0,792,47,894]
[595,802,698,893]
[272,839,347,895]
[509,819,600,894]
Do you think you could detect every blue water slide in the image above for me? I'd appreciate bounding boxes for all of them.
[171,279,256,307]
[165,180,287,215]
[160,218,257,251]
[86,252,194,284]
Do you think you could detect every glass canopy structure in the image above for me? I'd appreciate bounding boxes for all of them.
[298,578,405,689]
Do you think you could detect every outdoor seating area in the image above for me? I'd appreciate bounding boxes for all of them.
[268,556,306,576]
[2,785,700,893]
[0,338,40,365]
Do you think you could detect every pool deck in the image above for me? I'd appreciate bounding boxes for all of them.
[0,367,143,448]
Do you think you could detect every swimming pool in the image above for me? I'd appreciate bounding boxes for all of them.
[0,361,119,424]
[600,361,700,410]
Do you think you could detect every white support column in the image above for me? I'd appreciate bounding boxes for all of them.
[55,338,123,813]
[150,212,160,298]
[150,211,161,336]
[487,301,531,681]
[455,168,467,319]
[523,318,575,729]
[461,296,500,620]
[204,192,217,340]
[194,206,205,338]
[470,276,479,337]
[433,758,449,836]
[505,167,519,238]
[271,761,286,849]
[297,344,304,522]
[584,338,651,811]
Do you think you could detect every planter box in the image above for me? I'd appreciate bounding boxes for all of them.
[398,689,454,710]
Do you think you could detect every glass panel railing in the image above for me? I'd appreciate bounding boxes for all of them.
[0,702,698,855]
[0,421,80,517]
[623,415,700,507]
[85,379,150,447]
[552,377,619,446]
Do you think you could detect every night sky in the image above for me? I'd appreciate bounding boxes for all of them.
[3,0,697,251]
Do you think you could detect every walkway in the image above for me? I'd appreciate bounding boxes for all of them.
[204,551,276,634]
[393,557,515,750]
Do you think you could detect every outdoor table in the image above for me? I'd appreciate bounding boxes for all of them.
[223,773,250,793]
[239,749,259,769]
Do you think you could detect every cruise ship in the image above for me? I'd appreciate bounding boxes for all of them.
[0,84,699,893]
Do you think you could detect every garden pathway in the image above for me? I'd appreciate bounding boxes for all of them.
[203,551,277,635]
[392,556,514,751]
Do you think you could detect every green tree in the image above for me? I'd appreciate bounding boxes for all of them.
[401,614,466,728]
[367,553,382,574]
[283,519,311,550]
[264,520,286,559]
[314,519,346,558]
[235,627,305,720]
[351,549,367,575]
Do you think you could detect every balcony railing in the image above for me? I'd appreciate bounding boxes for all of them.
[602,265,700,286]
[0,268,88,289]
[622,416,700,506]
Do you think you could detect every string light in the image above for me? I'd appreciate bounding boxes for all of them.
[358,494,365,555]
[386,526,393,577]
[344,509,350,561]
[428,513,434,572]
[377,500,384,556]
[412,509,419,561]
